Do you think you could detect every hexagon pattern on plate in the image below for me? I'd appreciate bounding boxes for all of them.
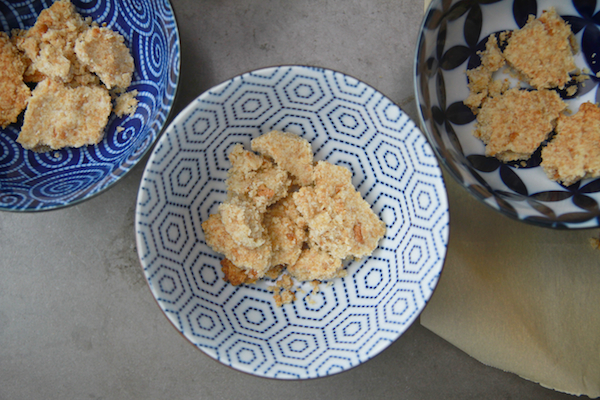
[0,0,179,211]
[136,66,449,379]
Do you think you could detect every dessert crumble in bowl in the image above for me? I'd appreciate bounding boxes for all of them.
[0,0,180,211]
[415,0,600,228]
[134,66,449,379]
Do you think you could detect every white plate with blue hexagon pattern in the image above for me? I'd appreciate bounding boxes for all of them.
[135,66,449,379]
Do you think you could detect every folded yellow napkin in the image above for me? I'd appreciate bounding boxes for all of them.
[420,175,600,397]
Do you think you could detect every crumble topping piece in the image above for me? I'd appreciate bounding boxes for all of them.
[0,32,30,128]
[17,79,111,150]
[473,88,566,162]
[541,102,600,186]
[264,265,285,280]
[2,0,139,151]
[221,258,258,286]
[503,8,577,90]
[202,132,386,305]
[114,89,139,117]
[293,161,387,259]
[226,144,291,211]
[75,26,135,89]
[251,130,315,186]
[219,196,266,249]
[287,247,343,282]
[464,8,591,176]
[15,0,94,84]
[202,213,273,276]
[464,34,507,111]
[263,197,307,268]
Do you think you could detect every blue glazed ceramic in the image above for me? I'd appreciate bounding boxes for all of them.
[135,66,449,379]
[416,0,600,229]
[0,0,180,211]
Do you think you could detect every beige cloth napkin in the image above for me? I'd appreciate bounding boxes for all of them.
[420,173,600,397]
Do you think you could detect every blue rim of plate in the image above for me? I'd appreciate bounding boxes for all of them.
[414,0,600,229]
[135,65,450,379]
[0,0,181,212]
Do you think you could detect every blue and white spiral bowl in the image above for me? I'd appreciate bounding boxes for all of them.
[416,0,600,229]
[135,66,449,379]
[0,0,180,211]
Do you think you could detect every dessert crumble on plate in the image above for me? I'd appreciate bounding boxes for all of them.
[202,131,386,306]
[0,0,139,151]
[464,7,600,186]
[541,102,600,186]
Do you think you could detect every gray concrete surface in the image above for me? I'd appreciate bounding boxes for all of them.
[0,0,591,398]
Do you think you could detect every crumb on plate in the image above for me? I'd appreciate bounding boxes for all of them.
[114,89,138,117]
[270,273,296,307]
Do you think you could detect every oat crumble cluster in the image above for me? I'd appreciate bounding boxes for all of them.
[202,131,386,307]
[464,8,600,185]
[0,0,138,151]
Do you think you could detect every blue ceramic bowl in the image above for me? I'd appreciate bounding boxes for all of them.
[0,0,180,211]
[135,66,449,379]
[416,0,600,229]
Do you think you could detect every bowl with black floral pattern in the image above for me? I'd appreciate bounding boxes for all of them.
[415,0,600,229]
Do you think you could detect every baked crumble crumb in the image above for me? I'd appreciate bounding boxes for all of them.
[75,26,135,89]
[114,90,138,117]
[270,273,296,307]
[221,258,258,286]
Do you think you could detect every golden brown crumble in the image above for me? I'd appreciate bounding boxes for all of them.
[473,88,566,162]
[503,8,577,90]
[201,131,386,305]
[1,0,138,150]
[221,258,258,286]
[463,7,600,186]
[541,102,600,185]
[114,90,139,117]
[0,32,30,128]
[17,79,112,150]
[75,26,134,89]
